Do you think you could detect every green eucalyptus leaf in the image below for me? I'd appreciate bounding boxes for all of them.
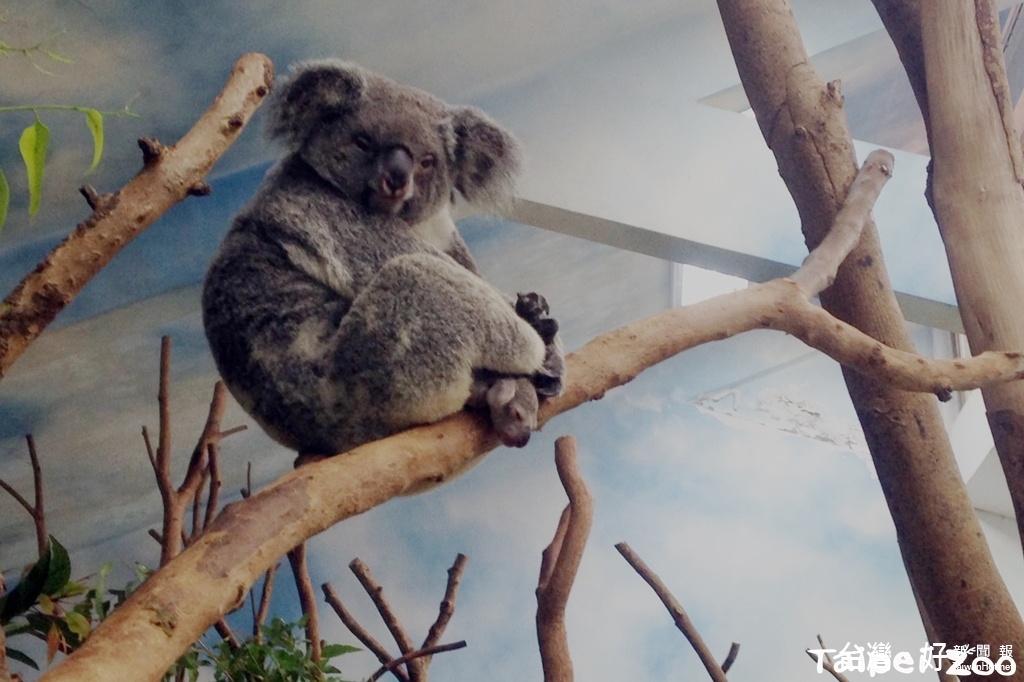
[84,108,104,173]
[0,167,9,233]
[19,117,50,218]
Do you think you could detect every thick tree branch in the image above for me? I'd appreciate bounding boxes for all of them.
[0,52,273,380]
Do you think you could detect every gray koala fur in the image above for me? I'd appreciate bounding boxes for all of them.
[202,59,564,457]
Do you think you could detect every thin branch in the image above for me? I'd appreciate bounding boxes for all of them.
[213,619,240,652]
[421,553,468,651]
[349,558,417,661]
[253,563,278,636]
[537,436,594,682]
[0,435,48,557]
[806,636,851,682]
[615,542,729,682]
[141,426,156,470]
[368,642,468,682]
[322,583,405,680]
[202,443,222,531]
[287,543,322,663]
[720,642,740,674]
[26,434,46,557]
[241,461,253,499]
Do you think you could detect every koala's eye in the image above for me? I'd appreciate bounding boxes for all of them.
[419,154,436,170]
[351,133,373,151]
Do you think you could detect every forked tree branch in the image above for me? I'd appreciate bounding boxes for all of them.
[536,436,594,682]
[323,556,468,681]
[38,141,1024,682]
[0,434,47,557]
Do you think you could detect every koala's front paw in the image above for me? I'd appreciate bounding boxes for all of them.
[516,292,565,398]
[516,292,558,344]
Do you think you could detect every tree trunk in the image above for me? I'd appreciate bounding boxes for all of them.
[923,0,1024,562]
[716,0,1024,667]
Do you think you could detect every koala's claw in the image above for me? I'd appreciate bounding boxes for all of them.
[516,291,550,321]
[516,292,559,343]
[534,372,563,398]
[516,291,565,398]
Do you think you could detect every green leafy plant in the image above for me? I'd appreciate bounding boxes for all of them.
[2,543,358,680]
[191,617,358,682]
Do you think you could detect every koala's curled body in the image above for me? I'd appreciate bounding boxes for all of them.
[202,60,562,456]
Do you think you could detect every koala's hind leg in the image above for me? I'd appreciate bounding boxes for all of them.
[331,253,548,439]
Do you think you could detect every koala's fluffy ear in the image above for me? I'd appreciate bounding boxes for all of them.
[451,107,522,208]
[266,59,366,149]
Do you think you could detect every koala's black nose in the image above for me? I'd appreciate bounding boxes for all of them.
[380,146,413,194]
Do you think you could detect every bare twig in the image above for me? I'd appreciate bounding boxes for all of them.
[721,642,740,674]
[202,443,222,531]
[253,563,278,637]
[349,559,419,676]
[0,435,48,557]
[806,634,851,682]
[324,554,469,681]
[368,641,468,682]
[536,436,594,682]
[287,543,322,663]
[421,553,468,654]
[0,52,274,380]
[241,461,253,499]
[615,542,730,682]
[322,583,405,680]
[146,342,242,565]
[213,620,240,652]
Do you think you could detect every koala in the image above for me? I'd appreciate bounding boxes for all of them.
[202,59,565,459]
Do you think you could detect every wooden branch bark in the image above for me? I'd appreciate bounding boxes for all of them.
[322,583,403,680]
[923,0,1024,563]
[536,436,594,682]
[36,140,1024,680]
[716,0,1024,659]
[0,52,273,380]
[286,543,322,664]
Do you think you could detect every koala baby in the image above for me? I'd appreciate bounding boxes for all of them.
[202,60,564,457]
